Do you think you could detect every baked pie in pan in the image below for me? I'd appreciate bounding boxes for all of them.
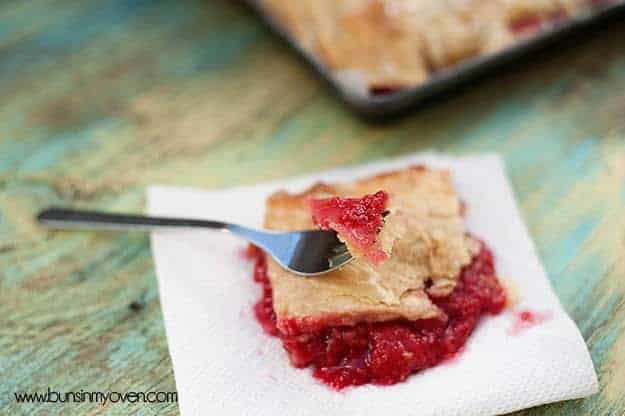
[249,167,507,389]
[255,0,610,94]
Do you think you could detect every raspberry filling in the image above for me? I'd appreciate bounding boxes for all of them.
[249,241,506,390]
[509,9,567,35]
[508,309,550,335]
[370,86,402,96]
[308,191,389,264]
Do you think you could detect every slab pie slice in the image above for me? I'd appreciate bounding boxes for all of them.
[250,166,506,389]
[263,167,481,333]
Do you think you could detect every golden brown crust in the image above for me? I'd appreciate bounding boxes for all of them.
[264,166,480,332]
[256,0,590,91]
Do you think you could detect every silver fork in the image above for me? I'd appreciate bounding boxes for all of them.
[37,208,353,276]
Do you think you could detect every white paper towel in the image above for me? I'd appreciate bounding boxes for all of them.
[148,153,597,416]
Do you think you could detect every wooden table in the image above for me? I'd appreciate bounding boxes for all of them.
[1,1,624,414]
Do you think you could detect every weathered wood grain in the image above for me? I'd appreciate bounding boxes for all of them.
[0,0,624,414]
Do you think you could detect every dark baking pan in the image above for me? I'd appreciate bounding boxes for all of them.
[247,1,625,119]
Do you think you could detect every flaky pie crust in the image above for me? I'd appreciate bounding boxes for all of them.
[256,0,593,92]
[264,166,480,332]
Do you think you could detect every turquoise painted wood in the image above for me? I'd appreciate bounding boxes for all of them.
[1,1,624,414]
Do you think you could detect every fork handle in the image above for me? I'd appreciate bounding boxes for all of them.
[37,208,230,232]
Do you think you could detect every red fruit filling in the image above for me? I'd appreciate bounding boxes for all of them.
[249,241,506,390]
[370,86,402,96]
[509,9,567,35]
[508,309,550,335]
[308,191,389,264]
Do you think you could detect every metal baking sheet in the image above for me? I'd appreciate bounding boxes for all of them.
[247,1,625,118]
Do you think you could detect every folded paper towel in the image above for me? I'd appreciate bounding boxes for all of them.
[148,153,597,416]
